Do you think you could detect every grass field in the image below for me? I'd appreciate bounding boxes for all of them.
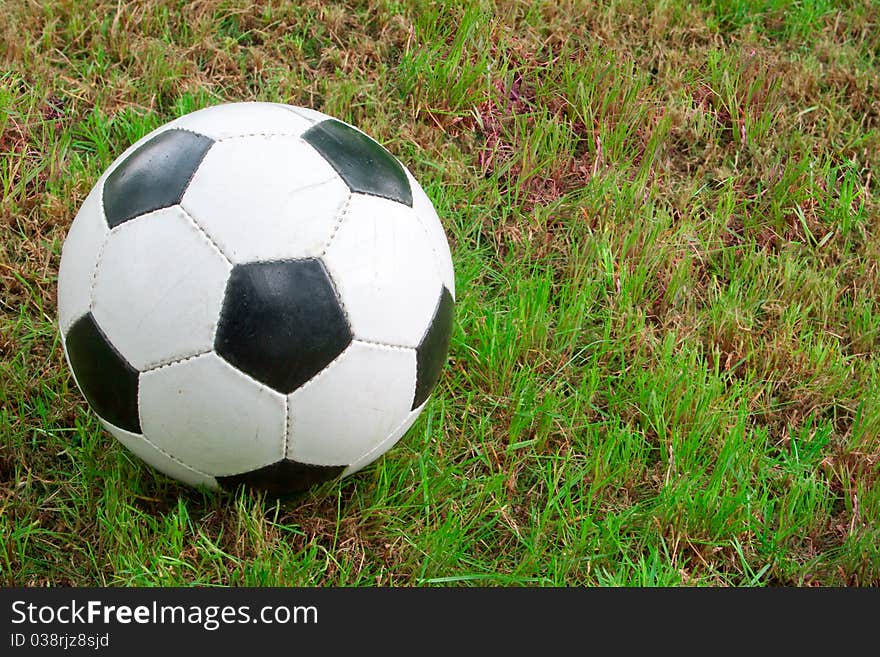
[1,0,879,586]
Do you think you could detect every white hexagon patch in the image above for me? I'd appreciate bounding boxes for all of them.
[322,193,444,347]
[91,206,231,370]
[181,135,348,264]
[139,352,287,477]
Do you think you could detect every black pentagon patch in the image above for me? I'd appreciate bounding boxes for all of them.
[413,286,454,409]
[103,129,214,228]
[217,459,346,496]
[215,259,353,394]
[64,312,141,433]
[302,119,413,206]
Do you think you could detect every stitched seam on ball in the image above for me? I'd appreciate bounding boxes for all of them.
[288,340,413,406]
[317,198,355,338]
[213,270,231,348]
[286,341,355,397]
[81,180,109,320]
[215,131,308,142]
[141,348,214,374]
[145,355,291,407]
[212,458,288,478]
[115,424,215,480]
[282,397,291,461]
[213,354,290,403]
[178,139,215,202]
[141,350,214,375]
[133,374,146,467]
[318,264,353,342]
[167,126,212,139]
[353,338,414,352]
[87,191,110,316]
[178,203,233,266]
[318,192,352,258]
[412,282,446,349]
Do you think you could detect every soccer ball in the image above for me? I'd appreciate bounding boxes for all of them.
[57,102,455,495]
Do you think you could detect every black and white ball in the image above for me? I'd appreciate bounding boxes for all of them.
[57,102,455,495]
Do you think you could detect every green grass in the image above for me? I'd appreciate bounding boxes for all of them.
[1,0,879,586]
